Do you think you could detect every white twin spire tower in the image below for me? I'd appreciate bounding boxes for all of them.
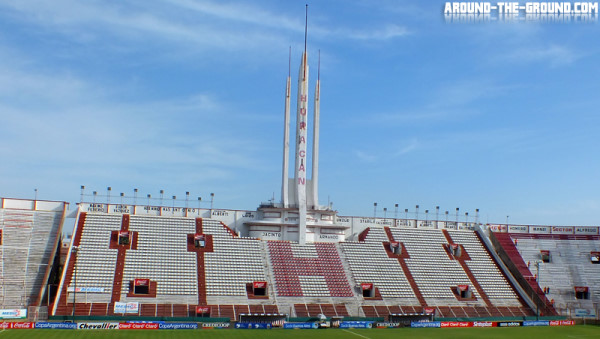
[281,6,321,245]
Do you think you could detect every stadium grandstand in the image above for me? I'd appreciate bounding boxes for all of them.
[1,32,599,326]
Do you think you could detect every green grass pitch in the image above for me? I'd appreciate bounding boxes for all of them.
[1,326,599,339]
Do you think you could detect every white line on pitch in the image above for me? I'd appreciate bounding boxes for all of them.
[342,329,372,339]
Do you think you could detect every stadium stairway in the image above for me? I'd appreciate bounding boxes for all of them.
[383,227,427,307]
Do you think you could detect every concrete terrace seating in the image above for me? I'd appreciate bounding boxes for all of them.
[71,213,121,302]
[361,305,407,318]
[362,227,389,243]
[390,228,484,306]
[0,208,63,308]
[294,303,349,317]
[122,216,197,301]
[447,230,521,306]
[203,219,267,297]
[67,303,276,319]
[340,241,416,299]
[510,234,600,312]
[267,241,353,297]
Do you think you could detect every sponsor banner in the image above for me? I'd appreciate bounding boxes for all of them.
[66,287,105,293]
[375,322,401,328]
[423,307,436,315]
[253,281,267,289]
[497,322,522,327]
[551,226,574,235]
[0,322,34,329]
[411,321,441,328]
[201,323,230,329]
[283,322,318,329]
[441,321,473,328]
[361,283,373,290]
[119,323,159,330]
[575,227,599,235]
[508,225,528,233]
[159,323,198,330]
[339,321,373,329]
[234,323,272,329]
[574,309,596,317]
[35,322,77,329]
[0,309,27,319]
[530,226,551,234]
[134,279,149,286]
[523,320,549,327]
[114,302,139,314]
[196,306,211,314]
[472,321,495,327]
[78,322,120,330]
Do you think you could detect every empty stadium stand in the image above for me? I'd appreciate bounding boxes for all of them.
[389,228,484,306]
[494,232,600,316]
[339,241,417,300]
[49,204,556,321]
[267,241,353,297]
[0,199,66,309]
[53,212,272,319]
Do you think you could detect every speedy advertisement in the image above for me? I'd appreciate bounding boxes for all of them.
[114,302,139,314]
[472,321,495,327]
[523,320,550,327]
[0,309,27,319]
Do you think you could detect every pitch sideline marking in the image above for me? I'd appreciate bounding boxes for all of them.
[342,329,372,339]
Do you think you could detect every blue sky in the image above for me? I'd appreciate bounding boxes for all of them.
[1,1,599,226]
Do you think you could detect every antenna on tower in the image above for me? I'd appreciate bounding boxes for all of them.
[304,5,308,54]
[318,49,321,80]
[288,46,291,77]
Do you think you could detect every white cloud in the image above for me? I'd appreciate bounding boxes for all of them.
[394,138,418,156]
[355,150,378,162]
[357,79,512,127]
[505,44,579,67]
[0,49,265,188]
[0,0,410,59]
[340,24,410,40]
